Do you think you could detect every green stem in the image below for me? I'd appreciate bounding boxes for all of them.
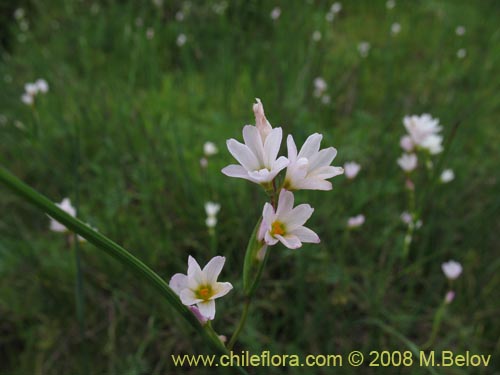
[421,302,447,350]
[0,166,230,357]
[227,298,251,350]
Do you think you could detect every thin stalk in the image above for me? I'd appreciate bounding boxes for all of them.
[0,166,237,359]
[227,298,251,350]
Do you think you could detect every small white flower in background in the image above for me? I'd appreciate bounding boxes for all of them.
[313,77,327,98]
[152,0,164,7]
[200,157,208,168]
[14,8,25,20]
[21,93,34,106]
[259,189,319,249]
[284,133,344,191]
[457,48,466,59]
[321,94,331,105]
[358,41,370,58]
[455,26,466,36]
[391,22,401,35]
[347,214,365,229]
[222,99,289,185]
[312,31,322,42]
[205,201,221,228]
[203,141,218,156]
[169,256,233,321]
[403,114,443,154]
[270,7,281,20]
[386,0,396,9]
[177,33,187,47]
[440,169,454,183]
[343,161,361,179]
[330,2,342,14]
[35,79,49,93]
[49,198,76,233]
[325,12,335,22]
[176,11,185,21]
[444,290,455,304]
[212,2,228,15]
[24,83,38,96]
[400,135,414,152]
[397,153,418,172]
[14,120,25,130]
[400,211,412,225]
[146,28,155,40]
[442,260,462,280]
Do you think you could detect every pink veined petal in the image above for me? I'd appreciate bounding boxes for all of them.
[297,133,322,159]
[242,125,265,164]
[276,189,294,217]
[180,289,203,306]
[263,127,283,167]
[212,282,233,299]
[197,299,216,320]
[283,204,314,230]
[203,256,226,284]
[275,234,302,249]
[290,226,320,243]
[308,147,337,171]
[226,139,260,171]
[221,165,251,180]
[286,134,298,162]
[169,273,188,295]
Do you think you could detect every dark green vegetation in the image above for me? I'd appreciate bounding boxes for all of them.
[1,0,499,374]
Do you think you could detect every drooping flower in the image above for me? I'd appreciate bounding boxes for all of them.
[344,161,361,179]
[440,169,454,183]
[397,153,418,172]
[203,141,218,156]
[49,198,76,232]
[284,133,343,191]
[222,100,288,185]
[441,260,462,280]
[259,189,319,249]
[347,214,365,229]
[169,256,233,320]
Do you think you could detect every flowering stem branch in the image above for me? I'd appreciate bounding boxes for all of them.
[0,166,234,358]
[421,302,447,350]
[227,297,251,350]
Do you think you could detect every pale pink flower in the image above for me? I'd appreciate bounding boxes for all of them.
[344,161,361,179]
[403,114,443,154]
[284,133,343,191]
[259,189,319,249]
[444,290,455,304]
[397,153,417,172]
[270,7,281,20]
[441,260,462,280]
[169,256,233,320]
[440,169,454,183]
[400,135,414,152]
[347,214,365,228]
[203,141,218,156]
[35,79,49,93]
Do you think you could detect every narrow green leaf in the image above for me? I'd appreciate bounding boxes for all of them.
[242,218,264,293]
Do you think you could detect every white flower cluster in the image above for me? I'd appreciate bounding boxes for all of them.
[21,79,49,106]
[204,201,221,228]
[313,77,330,104]
[222,99,344,249]
[48,197,95,243]
[326,2,342,22]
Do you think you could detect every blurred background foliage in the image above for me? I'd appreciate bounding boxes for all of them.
[0,0,499,374]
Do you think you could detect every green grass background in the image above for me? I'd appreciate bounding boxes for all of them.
[0,0,499,374]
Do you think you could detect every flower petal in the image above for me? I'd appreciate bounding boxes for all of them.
[197,299,216,320]
[297,133,322,159]
[226,139,260,171]
[276,189,294,217]
[187,256,204,287]
[275,234,302,249]
[180,288,202,305]
[283,203,314,230]
[221,164,250,180]
[203,256,226,284]
[263,127,283,167]
[169,273,188,295]
[290,226,320,243]
[242,125,264,163]
[308,147,337,171]
[212,282,233,299]
[286,134,298,162]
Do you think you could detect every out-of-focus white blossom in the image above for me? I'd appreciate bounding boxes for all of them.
[176,11,185,21]
[24,83,38,96]
[21,93,34,105]
[442,260,462,280]
[205,202,221,228]
[177,33,187,46]
[49,198,76,233]
[386,0,396,9]
[146,28,155,39]
[391,22,401,35]
[321,94,331,105]
[457,48,466,59]
[330,2,342,14]
[313,77,327,98]
[403,114,443,154]
[325,12,335,22]
[14,8,25,20]
[344,161,361,179]
[444,290,455,304]
[397,153,418,172]
[347,214,365,229]
[440,169,454,183]
[358,41,371,58]
[312,31,322,42]
[203,142,218,156]
[400,135,414,152]
[455,26,466,36]
[400,211,412,225]
[270,7,281,20]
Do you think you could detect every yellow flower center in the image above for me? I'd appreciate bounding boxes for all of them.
[196,285,213,301]
[271,221,286,237]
